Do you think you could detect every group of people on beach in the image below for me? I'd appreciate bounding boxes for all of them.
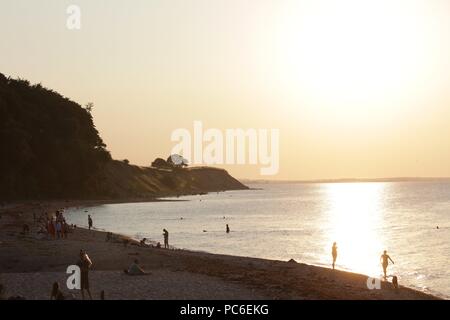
[32,209,73,240]
[331,242,396,281]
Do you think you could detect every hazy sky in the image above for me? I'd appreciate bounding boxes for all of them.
[1,0,450,180]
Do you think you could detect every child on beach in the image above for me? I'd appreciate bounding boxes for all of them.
[50,282,65,300]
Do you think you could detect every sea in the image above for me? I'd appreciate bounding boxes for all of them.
[65,182,450,299]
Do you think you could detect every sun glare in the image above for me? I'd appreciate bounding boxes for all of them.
[324,183,386,276]
[276,0,428,118]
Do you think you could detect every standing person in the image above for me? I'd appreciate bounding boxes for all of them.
[77,250,93,300]
[163,229,169,249]
[226,224,230,233]
[332,242,338,270]
[55,220,62,239]
[47,219,55,239]
[62,219,68,239]
[88,215,93,230]
[380,250,395,279]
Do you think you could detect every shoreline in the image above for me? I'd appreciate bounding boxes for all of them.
[0,200,442,300]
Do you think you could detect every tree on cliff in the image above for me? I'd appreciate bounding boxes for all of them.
[0,73,111,200]
[151,158,170,169]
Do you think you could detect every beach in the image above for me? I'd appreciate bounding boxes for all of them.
[0,201,439,300]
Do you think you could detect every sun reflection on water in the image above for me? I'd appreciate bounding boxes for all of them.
[324,183,386,277]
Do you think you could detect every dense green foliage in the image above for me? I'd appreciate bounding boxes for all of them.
[0,73,111,200]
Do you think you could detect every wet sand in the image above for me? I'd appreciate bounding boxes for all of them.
[0,201,439,300]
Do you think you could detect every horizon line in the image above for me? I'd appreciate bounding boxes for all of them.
[238,177,450,184]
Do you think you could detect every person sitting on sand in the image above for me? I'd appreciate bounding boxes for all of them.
[163,229,169,249]
[77,250,93,300]
[380,250,394,279]
[140,238,149,247]
[124,259,150,276]
[22,224,30,235]
[50,282,65,300]
[332,242,338,270]
[156,242,161,249]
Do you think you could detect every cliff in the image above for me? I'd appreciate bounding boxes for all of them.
[0,72,247,200]
[95,161,248,199]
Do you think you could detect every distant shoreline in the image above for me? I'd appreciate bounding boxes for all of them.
[241,177,450,184]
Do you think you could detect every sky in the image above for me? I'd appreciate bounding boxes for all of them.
[1,0,450,180]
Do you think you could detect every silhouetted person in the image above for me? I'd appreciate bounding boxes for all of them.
[392,276,399,289]
[50,282,65,300]
[381,250,394,279]
[140,238,149,247]
[226,224,230,233]
[100,290,105,300]
[332,242,338,270]
[77,250,93,300]
[88,215,93,230]
[163,229,169,249]
[22,224,30,235]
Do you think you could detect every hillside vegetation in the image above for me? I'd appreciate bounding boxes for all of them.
[0,73,247,200]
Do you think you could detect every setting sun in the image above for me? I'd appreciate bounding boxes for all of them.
[276,0,438,118]
[1,0,449,304]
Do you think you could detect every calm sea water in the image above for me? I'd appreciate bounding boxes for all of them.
[65,182,450,298]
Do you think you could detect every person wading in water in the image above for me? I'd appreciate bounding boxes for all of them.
[380,250,395,279]
[332,242,338,270]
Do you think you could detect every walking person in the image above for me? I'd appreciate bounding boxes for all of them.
[163,229,169,249]
[332,242,338,270]
[380,250,394,279]
[226,224,230,233]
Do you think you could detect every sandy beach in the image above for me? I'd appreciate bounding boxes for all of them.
[0,201,439,300]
